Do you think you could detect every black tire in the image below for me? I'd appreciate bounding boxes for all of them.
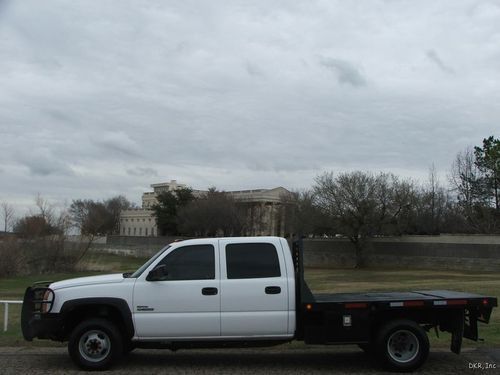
[68,318,123,371]
[374,319,429,372]
[123,340,135,356]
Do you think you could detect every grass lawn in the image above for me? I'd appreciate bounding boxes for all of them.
[1,253,498,349]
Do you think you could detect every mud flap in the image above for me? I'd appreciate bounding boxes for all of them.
[464,309,478,341]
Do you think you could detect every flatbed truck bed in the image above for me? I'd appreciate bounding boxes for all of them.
[292,239,497,358]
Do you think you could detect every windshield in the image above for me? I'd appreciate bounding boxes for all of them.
[130,245,171,278]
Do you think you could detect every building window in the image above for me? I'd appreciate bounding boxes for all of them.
[151,227,155,236]
[128,227,131,236]
[133,228,136,235]
[122,227,125,235]
[139,228,142,236]
[145,228,148,236]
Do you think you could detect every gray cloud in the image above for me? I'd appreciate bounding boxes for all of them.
[245,61,264,77]
[126,167,158,177]
[426,49,454,74]
[44,109,77,124]
[320,58,367,87]
[95,131,141,158]
[17,150,74,177]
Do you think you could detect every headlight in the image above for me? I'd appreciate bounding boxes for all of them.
[41,289,54,313]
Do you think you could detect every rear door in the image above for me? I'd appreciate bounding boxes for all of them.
[219,238,289,337]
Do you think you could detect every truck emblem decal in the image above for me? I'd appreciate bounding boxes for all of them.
[137,305,154,311]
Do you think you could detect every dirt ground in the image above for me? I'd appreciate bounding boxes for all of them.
[0,346,498,374]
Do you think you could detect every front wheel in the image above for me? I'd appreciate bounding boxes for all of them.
[68,318,123,371]
[375,319,429,372]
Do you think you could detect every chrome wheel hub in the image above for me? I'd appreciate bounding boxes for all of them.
[387,329,419,363]
[78,330,111,362]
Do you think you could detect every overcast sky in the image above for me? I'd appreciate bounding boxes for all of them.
[1,0,499,214]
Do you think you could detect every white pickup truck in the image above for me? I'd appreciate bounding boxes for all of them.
[22,236,497,372]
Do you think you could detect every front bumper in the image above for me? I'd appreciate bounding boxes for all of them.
[21,285,64,341]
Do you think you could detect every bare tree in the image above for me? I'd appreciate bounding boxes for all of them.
[449,147,496,232]
[1,202,15,232]
[35,193,56,227]
[9,195,95,274]
[279,189,333,238]
[70,195,134,236]
[450,148,482,214]
[422,164,449,234]
[314,171,413,268]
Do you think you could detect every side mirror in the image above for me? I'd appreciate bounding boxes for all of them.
[146,264,168,281]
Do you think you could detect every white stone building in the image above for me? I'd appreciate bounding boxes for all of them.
[119,209,157,237]
[120,180,291,237]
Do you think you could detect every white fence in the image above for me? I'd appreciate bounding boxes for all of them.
[1,300,22,332]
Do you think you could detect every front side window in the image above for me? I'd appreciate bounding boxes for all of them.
[226,243,281,279]
[157,244,215,280]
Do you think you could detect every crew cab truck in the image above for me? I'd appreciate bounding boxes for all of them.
[22,237,497,372]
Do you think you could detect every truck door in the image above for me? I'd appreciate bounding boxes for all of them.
[133,241,220,338]
[219,239,289,337]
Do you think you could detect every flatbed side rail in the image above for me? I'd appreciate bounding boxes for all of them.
[292,237,315,340]
[292,238,314,302]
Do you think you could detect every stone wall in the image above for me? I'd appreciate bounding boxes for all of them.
[302,235,500,271]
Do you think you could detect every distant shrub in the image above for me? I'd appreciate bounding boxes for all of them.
[0,235,92,277]
[0,238,25,276]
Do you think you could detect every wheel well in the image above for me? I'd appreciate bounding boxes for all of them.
[63,304,130,340]
[368,309,454,341]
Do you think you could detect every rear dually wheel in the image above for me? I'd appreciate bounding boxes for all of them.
[375,319,429,372]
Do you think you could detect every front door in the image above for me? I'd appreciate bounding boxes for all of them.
[133,241,220,338]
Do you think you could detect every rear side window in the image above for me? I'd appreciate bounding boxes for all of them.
[158,244,215,280]
[226,243,281,279]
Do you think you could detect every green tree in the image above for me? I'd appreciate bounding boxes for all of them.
[178,188,246,237]
[474,136,500,210]
[450,137,500,233]
[105,195,135,234]
[152,188,194,235]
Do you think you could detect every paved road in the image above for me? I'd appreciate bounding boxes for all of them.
[0,346,498,374]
